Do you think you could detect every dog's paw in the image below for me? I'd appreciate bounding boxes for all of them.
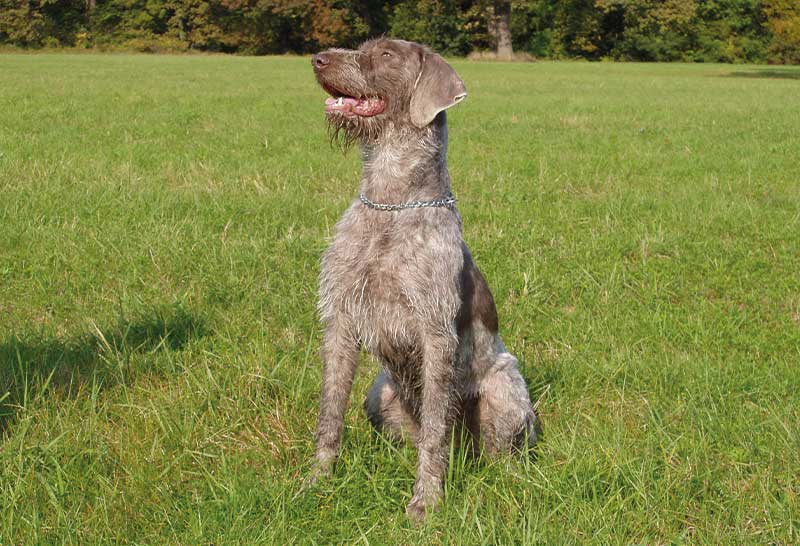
[300,459,333,492]
[405,487,442,524]
[405,496,428,524]
[514,409,542,451]
[406,477,444,523]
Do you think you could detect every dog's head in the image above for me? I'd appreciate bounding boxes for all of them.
[311,38,466,143]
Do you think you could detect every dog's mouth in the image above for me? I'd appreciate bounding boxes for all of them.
[322,84,386,118]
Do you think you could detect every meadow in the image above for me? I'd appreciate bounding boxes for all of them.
[1,52,798,544]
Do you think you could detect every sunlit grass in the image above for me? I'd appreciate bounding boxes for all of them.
[1,53,799,543]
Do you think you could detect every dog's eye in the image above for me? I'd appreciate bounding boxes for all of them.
[382,51,392,58]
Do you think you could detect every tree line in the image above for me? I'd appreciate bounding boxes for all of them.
[1,0,798,64]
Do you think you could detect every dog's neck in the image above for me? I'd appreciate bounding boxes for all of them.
[359,113,451,204]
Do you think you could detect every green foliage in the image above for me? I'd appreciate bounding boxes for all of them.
[0,0,799,63]
[551,0,623,58]
[612,0,699,61]
[0,0,86,47]
[510,0,555,57]
[694,0,769,63]
[389,0,471,56]
[609,0,771,63]
[764,0,800,63]
[88,0,172,48]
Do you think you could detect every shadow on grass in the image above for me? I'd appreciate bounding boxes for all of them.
[724,69,800,80]
[0,304,207,434]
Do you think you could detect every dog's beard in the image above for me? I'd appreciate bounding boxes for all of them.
[326,113,384,151]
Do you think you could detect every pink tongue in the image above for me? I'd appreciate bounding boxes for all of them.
[325,96,361,114]
[324,96,387,117]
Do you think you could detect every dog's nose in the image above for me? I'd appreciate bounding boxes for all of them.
[312,53,330,70]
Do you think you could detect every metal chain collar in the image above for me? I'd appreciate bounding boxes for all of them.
[358,192,456,212]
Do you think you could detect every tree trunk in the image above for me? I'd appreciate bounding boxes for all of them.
[495,1,513,60]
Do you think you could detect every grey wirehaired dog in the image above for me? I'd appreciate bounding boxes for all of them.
[308,38,538,521]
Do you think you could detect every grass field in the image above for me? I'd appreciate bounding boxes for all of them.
[1,52,799,543]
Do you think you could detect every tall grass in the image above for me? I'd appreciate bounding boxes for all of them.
[1,53,798,543]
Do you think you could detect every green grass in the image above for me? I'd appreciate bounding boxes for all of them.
[1,53,799,544]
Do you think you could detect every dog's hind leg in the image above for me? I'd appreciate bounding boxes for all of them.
[364,370,419,444]
[475,343,539,454]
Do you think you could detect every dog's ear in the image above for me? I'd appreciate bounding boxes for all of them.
[409,53,467,128]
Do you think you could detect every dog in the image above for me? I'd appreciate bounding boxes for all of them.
[307,38,538,521]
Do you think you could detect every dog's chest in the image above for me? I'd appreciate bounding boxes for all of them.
[319,207,462,343]
[331,214,429,304]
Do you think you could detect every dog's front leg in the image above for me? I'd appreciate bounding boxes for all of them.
[307,323,358,484]
[406,334,457,521]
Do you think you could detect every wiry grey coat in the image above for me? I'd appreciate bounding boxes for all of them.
[308,38,539,521]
